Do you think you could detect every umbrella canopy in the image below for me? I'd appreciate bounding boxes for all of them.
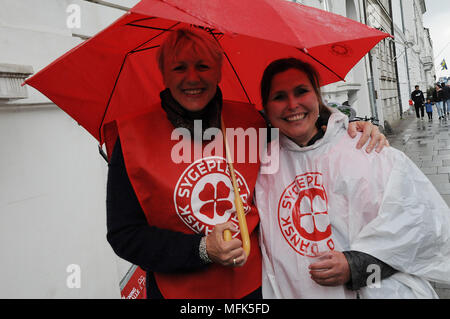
[25,0,390,143]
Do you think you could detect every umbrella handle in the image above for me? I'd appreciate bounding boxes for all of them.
[221,117,250,257]
[222,178,250,253]
[223,229,232,242]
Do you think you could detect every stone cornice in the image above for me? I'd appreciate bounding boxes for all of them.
[0,63,34,101]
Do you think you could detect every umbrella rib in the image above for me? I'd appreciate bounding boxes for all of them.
[126,23,175,32]
[128,21,180,54]
[128,17,157,24]
[298,48,345,82]
[98,53,130,145]
[130,45,160,54]
[208,30,252,105]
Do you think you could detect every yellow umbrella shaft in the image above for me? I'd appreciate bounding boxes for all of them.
[221,117,250,256]
[223,177,250,256]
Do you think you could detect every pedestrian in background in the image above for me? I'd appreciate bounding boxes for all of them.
[411,85,425,120]
[425,99,433,122]
[434,83,445,121]
[442,82,450,118]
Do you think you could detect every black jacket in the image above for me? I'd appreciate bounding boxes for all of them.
[411,89,425,105]
[442,85,450,100]
[434,89,444,102]
[107,138,214,299]
[106,138,207,274]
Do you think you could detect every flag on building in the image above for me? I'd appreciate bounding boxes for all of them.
[442,59,448,71]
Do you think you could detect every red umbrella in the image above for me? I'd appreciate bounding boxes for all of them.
[24,0,390,146]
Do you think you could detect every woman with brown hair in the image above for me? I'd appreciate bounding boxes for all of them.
[256,58,450,298]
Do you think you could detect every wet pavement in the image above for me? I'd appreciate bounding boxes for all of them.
[388,111,450,206]
[386,110,450,299]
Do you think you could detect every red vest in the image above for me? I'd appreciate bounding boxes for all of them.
[116,101,265,298]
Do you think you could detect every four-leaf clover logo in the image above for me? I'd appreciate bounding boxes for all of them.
[198,181,233,219]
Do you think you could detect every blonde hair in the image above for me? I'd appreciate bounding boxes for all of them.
[157,27,224,72]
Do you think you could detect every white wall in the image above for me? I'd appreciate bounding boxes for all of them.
[0,104,121,298]
[0,0,135,104]
[394,26,413,114]
[0,0,139,298]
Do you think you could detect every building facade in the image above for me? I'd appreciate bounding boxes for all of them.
[392,0,435,107]
[294,0,434,128]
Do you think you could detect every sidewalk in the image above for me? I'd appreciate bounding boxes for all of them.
[386,110,450,299]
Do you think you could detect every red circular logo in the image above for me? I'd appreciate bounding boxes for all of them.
[278,173,335,256]
[292,187,332,242]
[330,43,352,57]
[174,156,251,236]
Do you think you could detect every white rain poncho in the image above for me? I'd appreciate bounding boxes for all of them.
[255,110,450,299]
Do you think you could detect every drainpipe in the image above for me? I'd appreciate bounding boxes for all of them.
[400,0,412,97]
[390,0,403,118]
[362,0,379,120]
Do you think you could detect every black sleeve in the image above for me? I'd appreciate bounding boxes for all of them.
[106,138,209,273]
[343,250,398,291]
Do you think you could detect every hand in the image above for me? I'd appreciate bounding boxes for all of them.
[205,221,248,267]
[309,251,350,286]
[347,121,389,153]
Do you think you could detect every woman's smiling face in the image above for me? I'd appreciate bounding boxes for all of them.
[162,42,222,112]
[265,68,319,146]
